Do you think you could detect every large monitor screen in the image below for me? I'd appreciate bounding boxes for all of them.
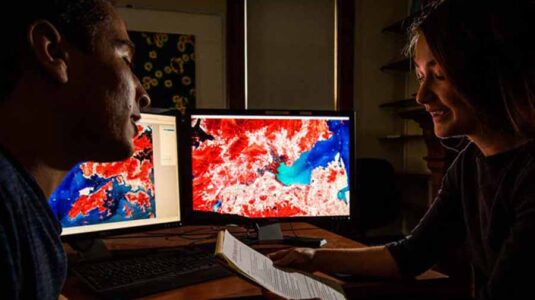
[49,113,181,236]
[190,111,353,219]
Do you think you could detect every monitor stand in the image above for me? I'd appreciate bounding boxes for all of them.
[254,223,327,248]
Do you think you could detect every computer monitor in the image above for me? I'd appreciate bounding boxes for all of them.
[182,110,354,240]
[48,113,181,238]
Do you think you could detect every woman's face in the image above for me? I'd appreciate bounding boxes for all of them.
[414,35,478,138]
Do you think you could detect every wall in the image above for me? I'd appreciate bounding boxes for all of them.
[117,0,335,111]
[116,0,226,16]
[246,0,335,110]
[403,66,428,174]
[353,0,410,170]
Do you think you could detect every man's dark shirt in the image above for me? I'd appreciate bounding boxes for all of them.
[0,147,67,299]
[387,141,535,299]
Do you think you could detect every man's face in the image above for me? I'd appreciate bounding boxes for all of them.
[62,3,149,163]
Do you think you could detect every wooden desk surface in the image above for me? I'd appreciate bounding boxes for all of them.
[62,223,457,300]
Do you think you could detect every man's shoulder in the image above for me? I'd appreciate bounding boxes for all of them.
[0,148,16,173]
[0,150,31,206]
[0,148,22,174]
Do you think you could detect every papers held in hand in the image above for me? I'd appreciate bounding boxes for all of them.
[215,230,346,300]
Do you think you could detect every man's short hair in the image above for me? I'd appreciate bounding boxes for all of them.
[0,0,114,101]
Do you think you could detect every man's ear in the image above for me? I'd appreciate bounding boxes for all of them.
[27,20,69,84]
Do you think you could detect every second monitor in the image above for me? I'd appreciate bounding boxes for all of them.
[185,110,355,243]
[49,113,181,238]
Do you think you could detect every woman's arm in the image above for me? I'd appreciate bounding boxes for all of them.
[478,175,535,299]
[269,151,468,279]
[268,245,401,278]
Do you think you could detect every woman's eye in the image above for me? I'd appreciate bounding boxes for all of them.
[416,75,424,84]
[434,74,445,80]
[123,57,134,69]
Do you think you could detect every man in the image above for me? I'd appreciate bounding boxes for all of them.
[0,1,150,298]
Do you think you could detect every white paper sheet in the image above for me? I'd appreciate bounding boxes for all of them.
[222,230,345,300]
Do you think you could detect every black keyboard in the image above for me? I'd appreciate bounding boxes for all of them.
[71,245,232,299]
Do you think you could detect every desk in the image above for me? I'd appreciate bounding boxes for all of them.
[62,223,461,299]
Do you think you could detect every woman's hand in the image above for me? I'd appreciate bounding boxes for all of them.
[267,248,317,272]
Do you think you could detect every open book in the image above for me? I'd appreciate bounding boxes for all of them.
[215,230,346,300]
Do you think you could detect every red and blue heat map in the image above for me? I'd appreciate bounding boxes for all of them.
[49,124,156,227]
[191,117,350,218]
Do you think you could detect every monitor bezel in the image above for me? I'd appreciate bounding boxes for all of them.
[180,109,356,225]
[59,111,183,242]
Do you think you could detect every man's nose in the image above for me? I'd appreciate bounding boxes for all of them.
[138,92,151,109]
[134,76,151,109]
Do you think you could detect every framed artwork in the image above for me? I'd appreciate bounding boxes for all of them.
[129,31,196,113]
[118,8,225,111]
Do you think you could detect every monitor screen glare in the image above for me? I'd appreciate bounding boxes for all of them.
[191,114,351,218]
[49,113,181,236]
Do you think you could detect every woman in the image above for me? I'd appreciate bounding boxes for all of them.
[268,0,535,299]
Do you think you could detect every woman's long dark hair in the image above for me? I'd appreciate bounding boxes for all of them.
[407,0,535,137]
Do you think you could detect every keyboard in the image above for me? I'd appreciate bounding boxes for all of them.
[70,245,232,299]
